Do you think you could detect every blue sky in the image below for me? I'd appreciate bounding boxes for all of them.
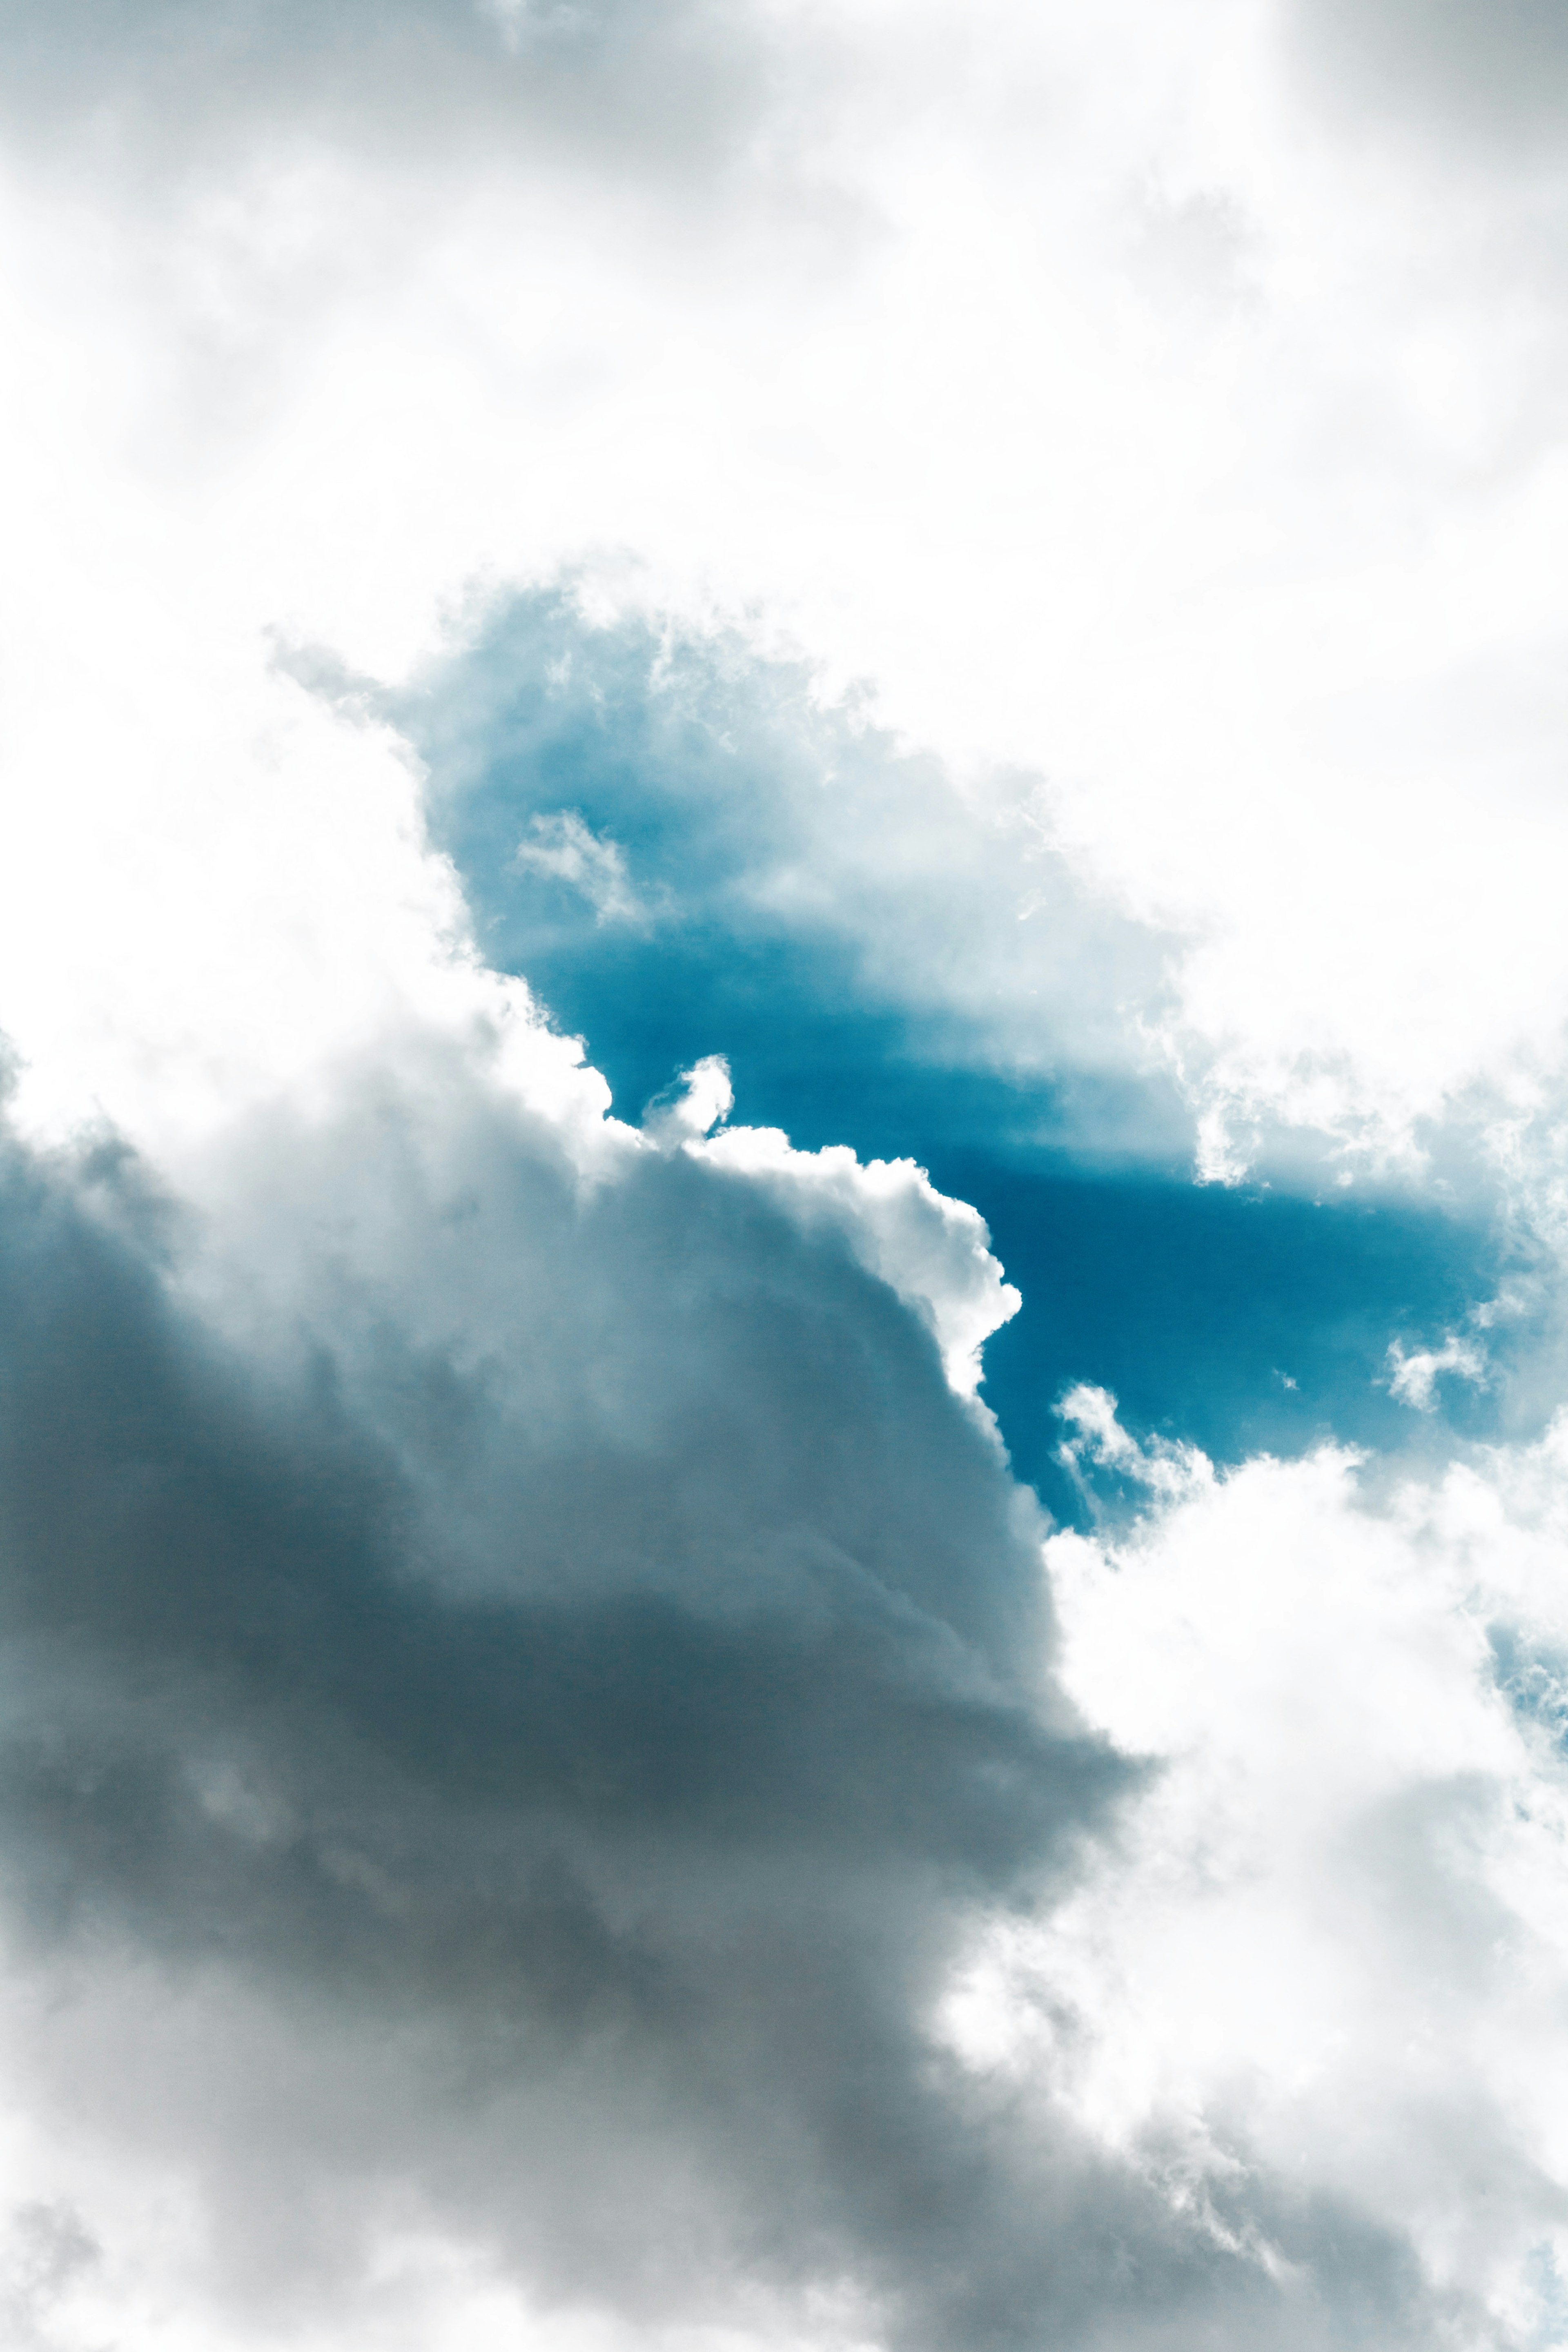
[401,590,1519,1515]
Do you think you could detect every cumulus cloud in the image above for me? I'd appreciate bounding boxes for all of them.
[0,1022,1536,2350]
[10,0,1568,2345]
[973,1393,1568,2348]
[0,1027,1145,2348]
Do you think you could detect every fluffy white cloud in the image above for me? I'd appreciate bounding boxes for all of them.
[935,1395,1568,2344]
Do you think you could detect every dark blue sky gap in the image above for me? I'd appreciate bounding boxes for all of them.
[396,593,1509,1522]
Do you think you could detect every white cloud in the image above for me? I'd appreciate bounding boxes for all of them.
[514,809,646,924]
[1054,1381,1215,1506]
[8,0,1568,1192]
[935,1399,1568,2343]
[695,1122,1021,1401]
[1388,1331,1490,1412]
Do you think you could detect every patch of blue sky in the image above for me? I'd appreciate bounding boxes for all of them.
[1488,1624,1568,1753]
[394,589,1175,1154]
[966,1156,1510,1518]
[396,589,1517,1521]
[1521,2241,1568,2352]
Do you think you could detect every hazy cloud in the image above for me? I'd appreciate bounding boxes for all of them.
[1292,0,1568,146]
[0,0,781,185]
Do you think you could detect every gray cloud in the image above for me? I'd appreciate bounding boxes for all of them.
[1291,0,1568,146]
[0,1053,1481,2347]
[0,0,782,187]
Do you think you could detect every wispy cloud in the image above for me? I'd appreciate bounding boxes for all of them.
[514,809,647,924]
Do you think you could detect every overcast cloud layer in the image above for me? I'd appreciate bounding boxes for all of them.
[7,4,1568,2349]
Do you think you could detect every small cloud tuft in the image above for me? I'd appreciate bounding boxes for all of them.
[514,810,646,925]
[641,1052,734,1145]
[1387,1331,1489,1411]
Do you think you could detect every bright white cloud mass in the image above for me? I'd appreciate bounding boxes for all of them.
[6,4,1568,2348]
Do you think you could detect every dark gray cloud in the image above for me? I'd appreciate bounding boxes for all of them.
[0,1061,1491,2348]
[1290,0,1568,146]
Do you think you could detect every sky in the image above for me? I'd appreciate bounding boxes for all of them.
[5,3,1568,2348]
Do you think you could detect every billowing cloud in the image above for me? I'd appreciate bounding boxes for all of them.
[1011,1392,1568,2347]
[0,1033,1135,2347]
[8,0,1568,2344]
[0,1022,1535,2350]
